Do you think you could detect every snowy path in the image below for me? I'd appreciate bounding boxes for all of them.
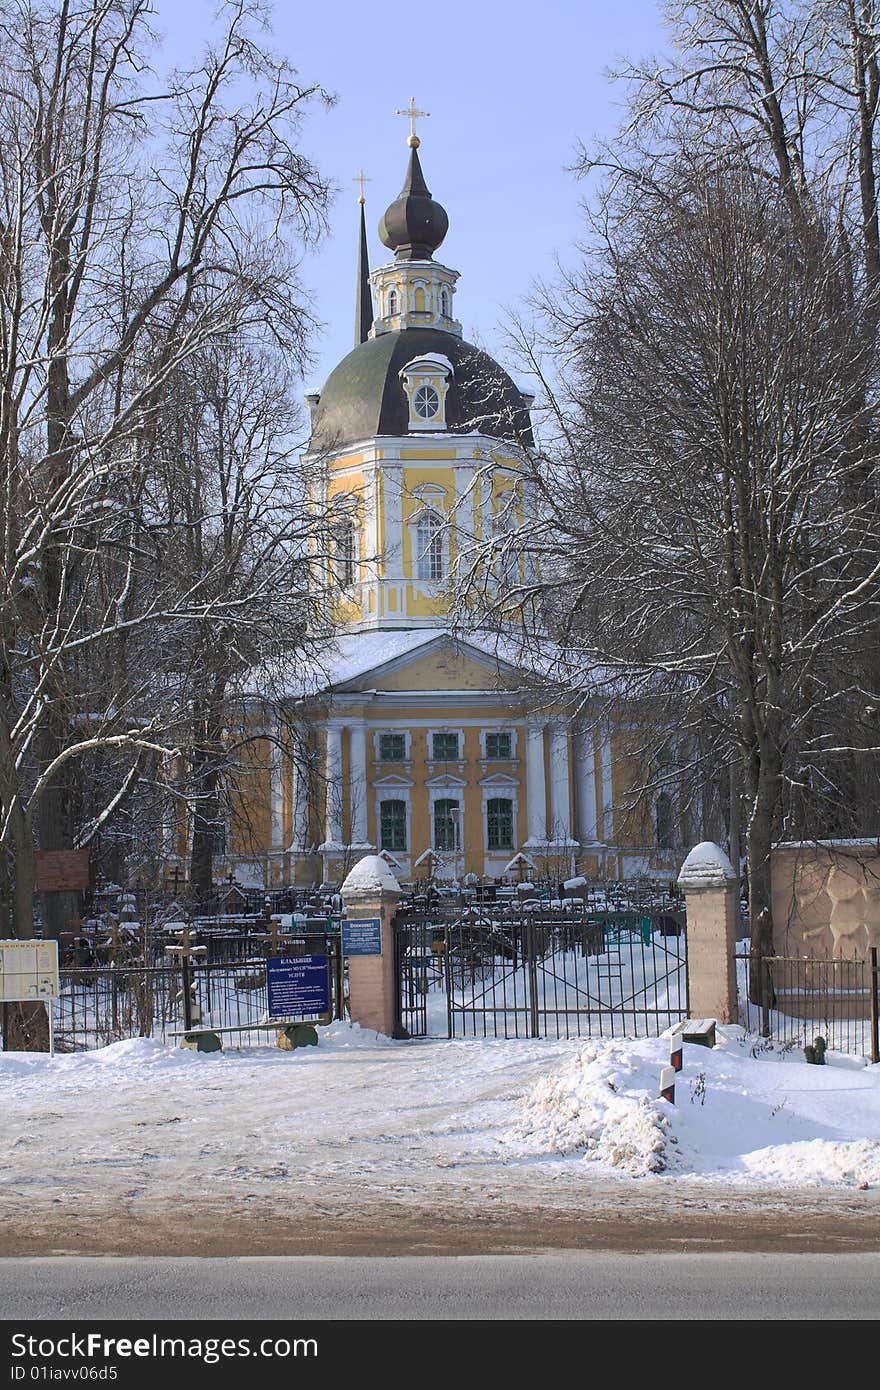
[2,1025,880,1255]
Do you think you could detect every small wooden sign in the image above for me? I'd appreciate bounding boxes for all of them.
[34,849,90,892]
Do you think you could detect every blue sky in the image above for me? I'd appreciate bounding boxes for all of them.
[153,0,667,395]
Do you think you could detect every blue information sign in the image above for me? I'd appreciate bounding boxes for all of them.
[266,954,330,1019]
[341,916,383,957]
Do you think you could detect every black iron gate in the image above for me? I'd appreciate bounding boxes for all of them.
[393,906,688,1040]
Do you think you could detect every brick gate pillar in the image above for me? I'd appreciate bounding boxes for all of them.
[677,841,739,1024]
[341,855,402,1037]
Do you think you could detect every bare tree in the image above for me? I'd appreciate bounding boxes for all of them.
[0,0,332,958]
[455,161,880,992]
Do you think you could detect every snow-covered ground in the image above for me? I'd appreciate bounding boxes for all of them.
[1,1021,878,1238]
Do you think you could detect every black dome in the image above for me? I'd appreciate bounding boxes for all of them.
[378,145,449,262]
[309,329,534,451]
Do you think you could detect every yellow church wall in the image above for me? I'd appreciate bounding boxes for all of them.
[229,737,271,856]
[368,650,519,694]
[401,466,457,579]
[406,587,449,619]
[609,732,655,848]
[327,452,366,473]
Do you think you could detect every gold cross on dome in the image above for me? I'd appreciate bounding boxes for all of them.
[352,169,371,204]
[395,97,430,146]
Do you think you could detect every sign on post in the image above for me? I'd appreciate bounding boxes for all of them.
[266,954,330,1020]
[34,850,90,892]
[0,940,60,1057]
[341,917,382,957]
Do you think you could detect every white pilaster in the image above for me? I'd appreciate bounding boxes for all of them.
[548,723,573,841]
[349,721,370,846]
[322,722,345,848]
[289,758,310,851]
[575,730,600,843]
[269,735,285,850]
[600,728,614,844]
[524,722,547,844]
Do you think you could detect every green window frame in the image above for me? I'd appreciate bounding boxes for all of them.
[432,731,459,762]
[379,733,406,762]
[485,732,512,760]
[487,797,514,852]
[433,798,460,852]
[380,799,407,852]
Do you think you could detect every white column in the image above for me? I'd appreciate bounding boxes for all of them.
[269,735,284,850]
[575,730,599,843]
[289,758,310,851]
[549,723,572,841]
[349,722,369,846]
[600,728,614,844]
[524,722,547,844]
[323,722,344,847]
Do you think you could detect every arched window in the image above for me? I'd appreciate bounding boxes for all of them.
[487,798,513,851]
[434,798,460,852]
[655,791,675,849]
[388,288,398,316]
[415,508,444,581]
[380,800,407,852]
[440,288,450,318]
[334,517,357,590]
[414,286,427,312]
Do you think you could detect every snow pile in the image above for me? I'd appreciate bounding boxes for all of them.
[677,841,737,890]
[341,854,401,896]
[511,1040,674,1175]
[508,1030,880,1188]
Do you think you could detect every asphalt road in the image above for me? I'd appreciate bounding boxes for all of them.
[1,1253,879,1320]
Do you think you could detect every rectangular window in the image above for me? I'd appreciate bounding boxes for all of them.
[434,798,460,852]
[432,732,459,762]
[485,732,512,760]
[380,800,407,852]
[379,733,406,762]
[487,798,514,852]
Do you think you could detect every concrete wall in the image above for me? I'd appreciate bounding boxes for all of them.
[771,840,880,959]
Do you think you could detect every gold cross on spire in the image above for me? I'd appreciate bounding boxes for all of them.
[352,169,371,204]
[395,96,430,148]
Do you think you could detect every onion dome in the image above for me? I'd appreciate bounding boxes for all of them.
[378,143,449,262]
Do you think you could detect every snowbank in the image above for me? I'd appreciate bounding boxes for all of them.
[507,1030,880,1187]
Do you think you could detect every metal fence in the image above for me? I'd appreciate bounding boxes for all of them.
[48,934,345,1052]
[737,949,880,1061]
[394,903,688,1040]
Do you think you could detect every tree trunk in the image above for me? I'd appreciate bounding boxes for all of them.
[4,1001,50,1052]
[747,754,781,1012]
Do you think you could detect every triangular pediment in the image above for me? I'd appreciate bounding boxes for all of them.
[332,632,527,694]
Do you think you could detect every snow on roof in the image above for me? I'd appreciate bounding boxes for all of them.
[401,352,454,374]
[282,627,558,697]
[254,624,608,702]
[341,854,401,898]
[677,841,737,891]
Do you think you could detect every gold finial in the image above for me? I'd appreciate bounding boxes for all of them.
[395,96,430,148]
[352,169,371,205]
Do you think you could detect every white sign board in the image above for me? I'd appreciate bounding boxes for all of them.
[0,939,60,1003]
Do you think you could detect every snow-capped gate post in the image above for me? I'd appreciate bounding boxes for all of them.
[677,842,739,1024]
[340,855,402,1037]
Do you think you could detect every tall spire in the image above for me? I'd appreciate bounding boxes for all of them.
[353,171,373,346]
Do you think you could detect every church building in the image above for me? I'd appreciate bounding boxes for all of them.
[225,125,694,889]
